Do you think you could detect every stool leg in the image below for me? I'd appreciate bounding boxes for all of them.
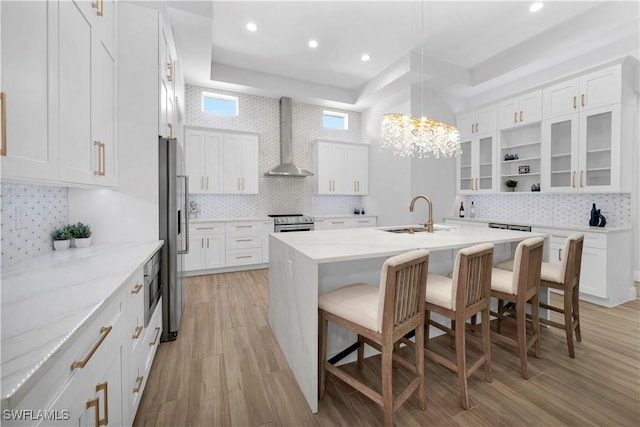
[516,300,529,379]
[531,293,541,359]
[564,287,575,359]
[455,315,469,409]
[382,343,394,427]
[573,285,582,343]
[496,299,504,334]
[481,307,492,383]
[424,310,431,348]
[357,335,365,369]
[415,321,426,410]
[319,312,328,399]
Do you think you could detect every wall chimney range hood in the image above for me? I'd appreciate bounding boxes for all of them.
[265,97,313,177]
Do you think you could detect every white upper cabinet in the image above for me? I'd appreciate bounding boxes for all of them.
[542,65,622,120]
[498,90,542,130]
[0,1,58,181]
[185,129,223,194]
[159,20,175,139]
[457,106,497,139]
[223,133,259,194]
[313,140,369,195]
[456,133,497,194]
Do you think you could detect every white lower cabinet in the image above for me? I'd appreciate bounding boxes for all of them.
[185,223,225,271]
[532,227,633,307]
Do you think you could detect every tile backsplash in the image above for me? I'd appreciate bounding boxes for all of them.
[459,193,631,228]
[184,85,363,217]
[1,183,68,267]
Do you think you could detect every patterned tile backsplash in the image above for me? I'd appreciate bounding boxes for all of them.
[185,85,362,217]
[459,193,631,228]
[1,183,68,267]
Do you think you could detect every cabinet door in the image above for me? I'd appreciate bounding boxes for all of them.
[203,131,223,193]
[580,246,607,298]
[315,143,333,194]
[223,134,242,193]
[86,344,123,427]
[457,137,474,193]
[239,134,259,194]
[456,112,476,139]
[262,221,273,262]
[543,78,579,120]
[205,234,225,269]
[476,134,496,192]
[344,145,368,195]
[498,97,519,130]
[541,115,579,193]
[185,129,205,193]
[184,234,206,271]
[579,66,621,112]
[520,91,542,126]
[475,106,497,134]
[578,104,620,193]
[0,1,59,181]
[58,0,94,184]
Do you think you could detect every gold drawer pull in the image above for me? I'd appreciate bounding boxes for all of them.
[149,327,161,346]
[1,92,6,156]
[514,112,517,123]
[581,94,585,107]
[96,382,108,426]
[236,255,252,259]
[235,225,253,229]
[131,283,142,295]
[236,239,253,242]
[573,96,577,109]
[86,398,100,427]
[133,375,144,393]
[71,326,112,370]
[132,325,143,339]
[580,170,584,187]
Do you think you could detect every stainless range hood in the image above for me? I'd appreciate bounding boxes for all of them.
[265,97,313,177]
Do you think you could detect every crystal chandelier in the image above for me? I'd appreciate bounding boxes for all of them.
[380,2,461,159]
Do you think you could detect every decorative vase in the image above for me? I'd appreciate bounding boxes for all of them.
[589,203,599,226]
[597,211,607,228]
[53,239,71,250]
[74,237,92,248]
[508,187,515,192]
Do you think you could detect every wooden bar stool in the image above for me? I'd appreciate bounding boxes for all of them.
[490,237,544,379]
[496,232,584,358]
[424,243,494,409]
[318,249,429,427]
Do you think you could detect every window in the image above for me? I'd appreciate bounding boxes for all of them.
[323,110,348,130]
[202,92,238,116]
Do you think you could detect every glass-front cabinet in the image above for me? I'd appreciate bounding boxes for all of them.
[456,133,497,194]
[541,104,621,193]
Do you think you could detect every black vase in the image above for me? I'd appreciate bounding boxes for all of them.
[589,203,599,226]
[598,211,607,228]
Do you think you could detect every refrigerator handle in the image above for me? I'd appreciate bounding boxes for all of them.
[177,175,189,254]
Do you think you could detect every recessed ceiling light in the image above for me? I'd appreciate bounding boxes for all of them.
[361,54,371,62]
[246,22,257,32]
[308,39,318,49]
[529,2,544,12]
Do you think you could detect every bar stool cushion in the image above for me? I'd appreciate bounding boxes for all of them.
[425,273,454,310]
[496,257,564,283]
[319,283,378,332]
[491,267,517,295]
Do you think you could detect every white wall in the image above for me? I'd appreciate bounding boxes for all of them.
[68,3,161,243]
[635,91,639,281]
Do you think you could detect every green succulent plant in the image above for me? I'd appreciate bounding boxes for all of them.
[505,179,518,188]
[51,227,73,241]
[70,222,92,238]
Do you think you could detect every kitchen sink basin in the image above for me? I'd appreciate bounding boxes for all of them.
[381,224,454,234]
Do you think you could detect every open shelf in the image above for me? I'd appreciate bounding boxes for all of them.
[501,141,540,150]
[501,173,540,178]
[551,170,571,174]
[551,153,571,158]
[501,156,540,164]
[586,148,612,154]
[586,167,612,172]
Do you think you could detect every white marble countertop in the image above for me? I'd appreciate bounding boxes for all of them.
[444,217,631,233]
[1,241,163,404]
[272,224,547,263]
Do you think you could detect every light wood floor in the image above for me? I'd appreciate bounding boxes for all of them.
[134,270,640,426]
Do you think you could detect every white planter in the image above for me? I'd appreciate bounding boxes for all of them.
[53,240,71,250]
[74,237,92,248]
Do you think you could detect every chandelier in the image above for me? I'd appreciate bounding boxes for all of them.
[380,2,461,159]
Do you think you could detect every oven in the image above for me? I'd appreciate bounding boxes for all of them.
[144,249,161,326]
[269,214,315,233]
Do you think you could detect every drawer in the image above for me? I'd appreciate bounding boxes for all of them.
[226,222,262,236]
[11,288,126,413]
[190,223,225,234]
[584,233,606,249]
[226,234,261,250]
[350,217,376,228]
[226,248,262,266]
[126,269,145,343]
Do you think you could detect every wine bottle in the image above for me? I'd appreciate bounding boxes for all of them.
[459,202,465,218]
[470,201,476,218]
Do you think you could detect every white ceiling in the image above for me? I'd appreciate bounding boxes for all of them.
[165,1,640,110]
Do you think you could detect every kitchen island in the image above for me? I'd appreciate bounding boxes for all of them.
[268,225,548,412]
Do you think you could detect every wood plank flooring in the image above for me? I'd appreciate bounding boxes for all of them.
[134,270,640,426]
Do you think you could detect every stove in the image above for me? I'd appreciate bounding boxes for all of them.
[268,214,315,232]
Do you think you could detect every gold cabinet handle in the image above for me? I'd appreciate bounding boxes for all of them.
[236,238,252,242]
[98,0,104,17]
[520,111,523,122]
[475,123,479,133]
[207,238,210,248]
[96,382,108,426]
[86,397,100,427]
[168,122,173,138]
[71,326,112,370]
[235,225,253,229]
[94,141,105,176]
[471,123,474,134]
[514,112,517,124]
[133,376,144,393]
[581,94,585,107]
[149,327,161,346]
[206,176,209,190]
[1,92,6,156]
[580,170,584,187]
[200,176,204,190]
[131,283,142,295]
[571,171,576,188]
[573,96,577,109]
[132,325,143,340]
[167,62,173,82]
[236,255,252,259]
[201,238,204,248]
[476,177,479,191]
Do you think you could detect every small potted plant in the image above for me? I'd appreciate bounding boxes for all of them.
[70,222,92,248]
[51,226,72,250]
[505,179,518,192]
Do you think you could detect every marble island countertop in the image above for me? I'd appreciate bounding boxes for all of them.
[444,217,631,233]
[1,241,163,405]
[272,224,547,263]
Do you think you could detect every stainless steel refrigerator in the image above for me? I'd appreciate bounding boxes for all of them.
[159,136,189,341]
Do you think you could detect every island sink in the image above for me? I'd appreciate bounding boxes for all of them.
[380,224,454,233]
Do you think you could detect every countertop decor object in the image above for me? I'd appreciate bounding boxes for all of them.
[589,203,599,226]
[379,1,460,159]
[505,179,518,191]
[51,226,72,250]
[69,222,92,247]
